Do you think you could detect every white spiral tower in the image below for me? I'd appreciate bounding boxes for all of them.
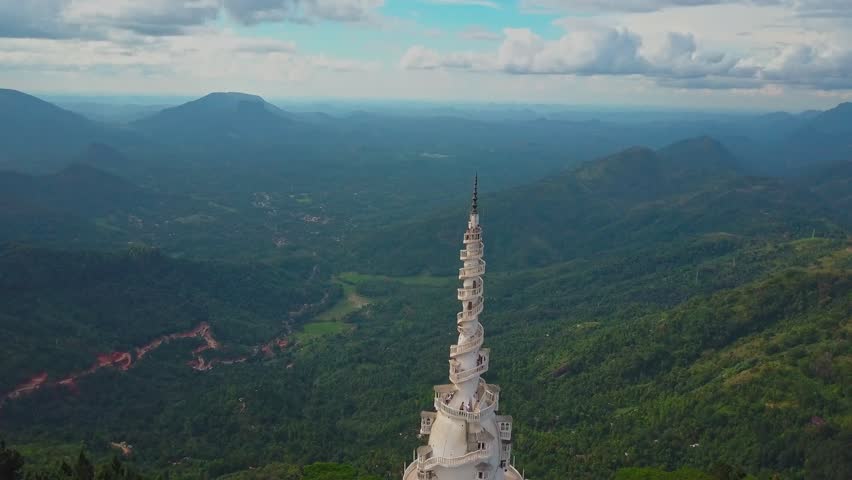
[404,177,524,480]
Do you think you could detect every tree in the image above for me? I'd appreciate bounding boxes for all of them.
[95,457,124,480]
[303,463,359,480]
[73,451,93,480]
[0,441,24,480]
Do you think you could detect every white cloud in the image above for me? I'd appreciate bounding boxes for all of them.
[405,25,728,77]
[0,0,76,38]
[0,0,222,38]
[0,30,374,87]
[795,0,852,18]
[308,53,380,71]
[423,0,500,8]
[400,45,441,69]
[520,0,852,17]
[459,25,502,41]
[0,0,387,39]
[761,44,852,89]
[400,45,494,70]
[63,0,221,36]
[405,26,656,75]
[647,32,754,78]
[0,0,849,106]
[400,22,852,90]
[520,0,774,14]
[511,25,649,74]
[222,0,384,25]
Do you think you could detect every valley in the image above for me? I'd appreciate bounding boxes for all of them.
[0,89,849,480]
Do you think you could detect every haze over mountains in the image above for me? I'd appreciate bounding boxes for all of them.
[0,88,849,480]
[2,89,851,176]
[353,137,847,275]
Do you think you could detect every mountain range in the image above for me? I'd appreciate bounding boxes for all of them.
[0,88,849,480]
[2,89,851,176]
[350,137,848,275]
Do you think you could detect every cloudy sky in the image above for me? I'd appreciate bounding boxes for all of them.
[1,0,851,109]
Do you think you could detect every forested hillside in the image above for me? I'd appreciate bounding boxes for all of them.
[0,244,333,394]
[3,237,847,479]
[349,138,848,275]
[0,91,849,480]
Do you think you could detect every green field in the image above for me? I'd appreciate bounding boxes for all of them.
[337,271,454,288]
[294,194,313,205]
[298,272,454,340]
[301,321,351,336]
[297,275,372,341]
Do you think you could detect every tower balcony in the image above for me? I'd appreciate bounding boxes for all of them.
[457,285,483,301]
[415,443,493,471]
[420,411,436,435]
[433,385,499,422]
[450,323,483,357]
[506,465,524,480]
[459,250,483,262]
[449,350,489,384]
[463,229,482,244]
[460,242,483,261]
[403,462,417,479]
[402,462,439,479]
[459,261,486,279]
[457,300,483,322]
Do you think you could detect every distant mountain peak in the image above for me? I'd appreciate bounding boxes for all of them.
[131,91,293,143]
[798,101,852,136]
[0,88,86,118]
[175,91,280,114]
[571,136,740,200]
[0,89,111,160]
[197,91,267,105]
[815,101,852,117]
[0,88,33,98]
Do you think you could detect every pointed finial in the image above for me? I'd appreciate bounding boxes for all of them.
[471,173,478,214]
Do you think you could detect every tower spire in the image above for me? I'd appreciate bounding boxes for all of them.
[471,174,478,215]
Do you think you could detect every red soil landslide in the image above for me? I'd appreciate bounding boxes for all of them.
[110,442,133,457]
[260,337,289,358]
[94,352,133,371]
[7,372,49,399]
[2,322,290,408]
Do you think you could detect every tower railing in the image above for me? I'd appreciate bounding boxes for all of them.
[457,285,483,301]
[449,357,489,384]
[415,444,492,470]
[459,242,483,260]
[433,390,497,422]
[506,465,525,480]
[449,324,483,356]
[463,230,482,244]
[459,261,486,279]
[457,301,483,321]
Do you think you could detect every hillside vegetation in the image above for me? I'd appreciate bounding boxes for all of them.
[348,138,847,275]
[0,91,850,480]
